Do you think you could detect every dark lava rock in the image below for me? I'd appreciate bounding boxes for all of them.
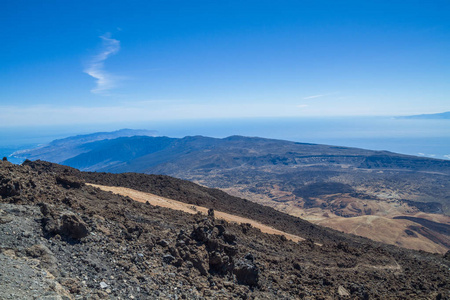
[293,262,301,270]
[444,250,450,261]
[0,178,22,198]
[39,203,89,239]
[191,223,213,242]
[60,214,89,239]
[1,160,449,299]
[55,175,84,189]
[233,254,259,286]
[223,231,236,244]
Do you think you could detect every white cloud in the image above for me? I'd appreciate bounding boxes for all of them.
[296,104,309,109]
[303,92,340,100]
[417,153,437,158]
[84,33,121,94]
[303,94,325,100]
[444,154,450,160]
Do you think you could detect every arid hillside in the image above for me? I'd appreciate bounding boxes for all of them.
[1,159,449,299]
[13,134,450,253]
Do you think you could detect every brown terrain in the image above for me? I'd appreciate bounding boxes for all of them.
[222,185,450,254]
[1,159,449,299]
[13,135,450,254]
[88,183,304,243]
[89,183,450,254]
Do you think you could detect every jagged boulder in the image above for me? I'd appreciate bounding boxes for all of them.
[233,253,260,286]
[39,203,89,240]
[191,219,215,242]
[208,251,232,274]
[60,214,90,239]
[0,178,22,198]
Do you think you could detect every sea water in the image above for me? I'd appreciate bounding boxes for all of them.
[1,117,449,162]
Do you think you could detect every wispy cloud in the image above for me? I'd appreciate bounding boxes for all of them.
[303,94,326,100]
[303,92,340,100]
[84,33,120,94]
[418,153,437,158]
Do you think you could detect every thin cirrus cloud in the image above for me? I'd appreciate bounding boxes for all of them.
[303,94,326,100]
[84,33,121,94]
[303,92,339,100]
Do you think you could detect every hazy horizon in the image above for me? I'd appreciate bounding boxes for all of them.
[2,116,449,162]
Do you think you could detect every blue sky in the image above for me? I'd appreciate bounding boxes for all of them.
[1,0,449,126]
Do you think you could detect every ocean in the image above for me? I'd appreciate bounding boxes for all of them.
[1,117,449,162]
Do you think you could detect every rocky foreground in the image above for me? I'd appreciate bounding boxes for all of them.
[0,159,449,299]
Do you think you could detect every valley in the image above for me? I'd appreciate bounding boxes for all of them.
[13,133,450,254]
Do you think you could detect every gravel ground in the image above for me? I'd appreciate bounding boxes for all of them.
[0,204,71,300]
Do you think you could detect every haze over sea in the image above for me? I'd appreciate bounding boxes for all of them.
[1,116,449,163]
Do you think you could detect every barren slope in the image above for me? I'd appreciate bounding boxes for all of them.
[3,159,448,299]
[88,183,304,243]
[16,135,450,254]
[221,183,450,254]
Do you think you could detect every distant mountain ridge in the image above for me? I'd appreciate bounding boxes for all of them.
[14,131,450,252]
[56,135,450,175]
[399,111,450,119]
[11,128,157,163]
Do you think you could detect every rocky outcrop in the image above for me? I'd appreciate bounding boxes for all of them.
[233,253,259,286]
[39,203,89,240]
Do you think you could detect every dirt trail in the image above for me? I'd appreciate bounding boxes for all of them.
[88,183,304,243]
